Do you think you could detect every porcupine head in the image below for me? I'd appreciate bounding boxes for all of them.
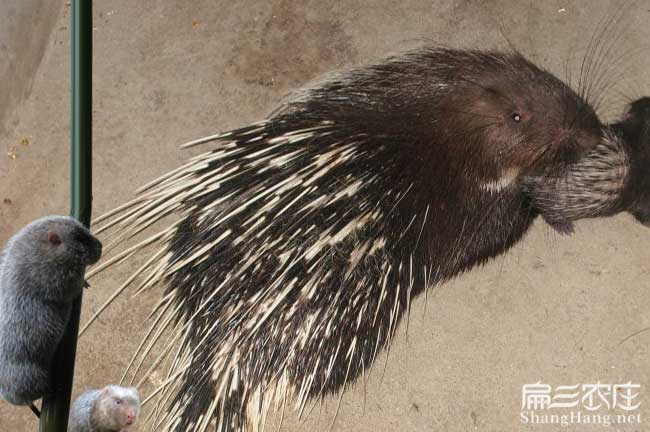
[521,96,650,233]
[434,52,603,197]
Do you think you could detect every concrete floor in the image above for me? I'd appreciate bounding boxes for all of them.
[1,1,650,431]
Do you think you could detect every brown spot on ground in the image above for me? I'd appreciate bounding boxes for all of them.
[227,0,357,90]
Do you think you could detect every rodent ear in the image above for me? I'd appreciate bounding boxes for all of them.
[48,231,62,245]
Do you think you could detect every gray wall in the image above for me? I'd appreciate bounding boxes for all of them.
[0,0,62,135]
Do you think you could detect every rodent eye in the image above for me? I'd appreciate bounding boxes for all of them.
[48,231,62,245]
[512,113,522,123]
[115,399,122,405]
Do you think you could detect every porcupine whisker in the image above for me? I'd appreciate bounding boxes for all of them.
[578,6,615,102]
[591,48,646,114]
[590,1,638,93]
[563,46,573,93]
[588,45,641,115]
[617,82,642,104]
[589,25,636,96]
[582,5,630,107]
[561,87,570,129]
[582,29,610,104]
[524,128,562,166]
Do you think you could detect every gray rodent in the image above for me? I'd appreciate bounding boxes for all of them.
[0,216,102,406]
[68,385,140,432]
[523,97,650,232]
[93,47,605,431]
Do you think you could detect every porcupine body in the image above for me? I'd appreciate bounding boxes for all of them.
[94,48,603,432]
[523,97,650,232]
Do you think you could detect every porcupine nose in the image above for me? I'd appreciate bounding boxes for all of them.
[555,128,600,165]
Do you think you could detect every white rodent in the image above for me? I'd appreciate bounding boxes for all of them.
[68,385,140,432]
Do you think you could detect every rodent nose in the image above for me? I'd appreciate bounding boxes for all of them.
[126,413,135,424]
[86,239,103,264]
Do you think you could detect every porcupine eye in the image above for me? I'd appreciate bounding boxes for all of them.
[115,398,122,405]
[512,113,522,122]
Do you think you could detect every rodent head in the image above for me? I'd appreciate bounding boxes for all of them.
[618,97,650,227]
[97,385,141,429]
[24,216,103,267]
[443,52,602,186]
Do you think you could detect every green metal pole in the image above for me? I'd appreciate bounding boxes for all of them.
[39,0,92,430]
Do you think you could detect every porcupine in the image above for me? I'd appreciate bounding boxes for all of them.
[523,97,650,231]
[90,48,604,432]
